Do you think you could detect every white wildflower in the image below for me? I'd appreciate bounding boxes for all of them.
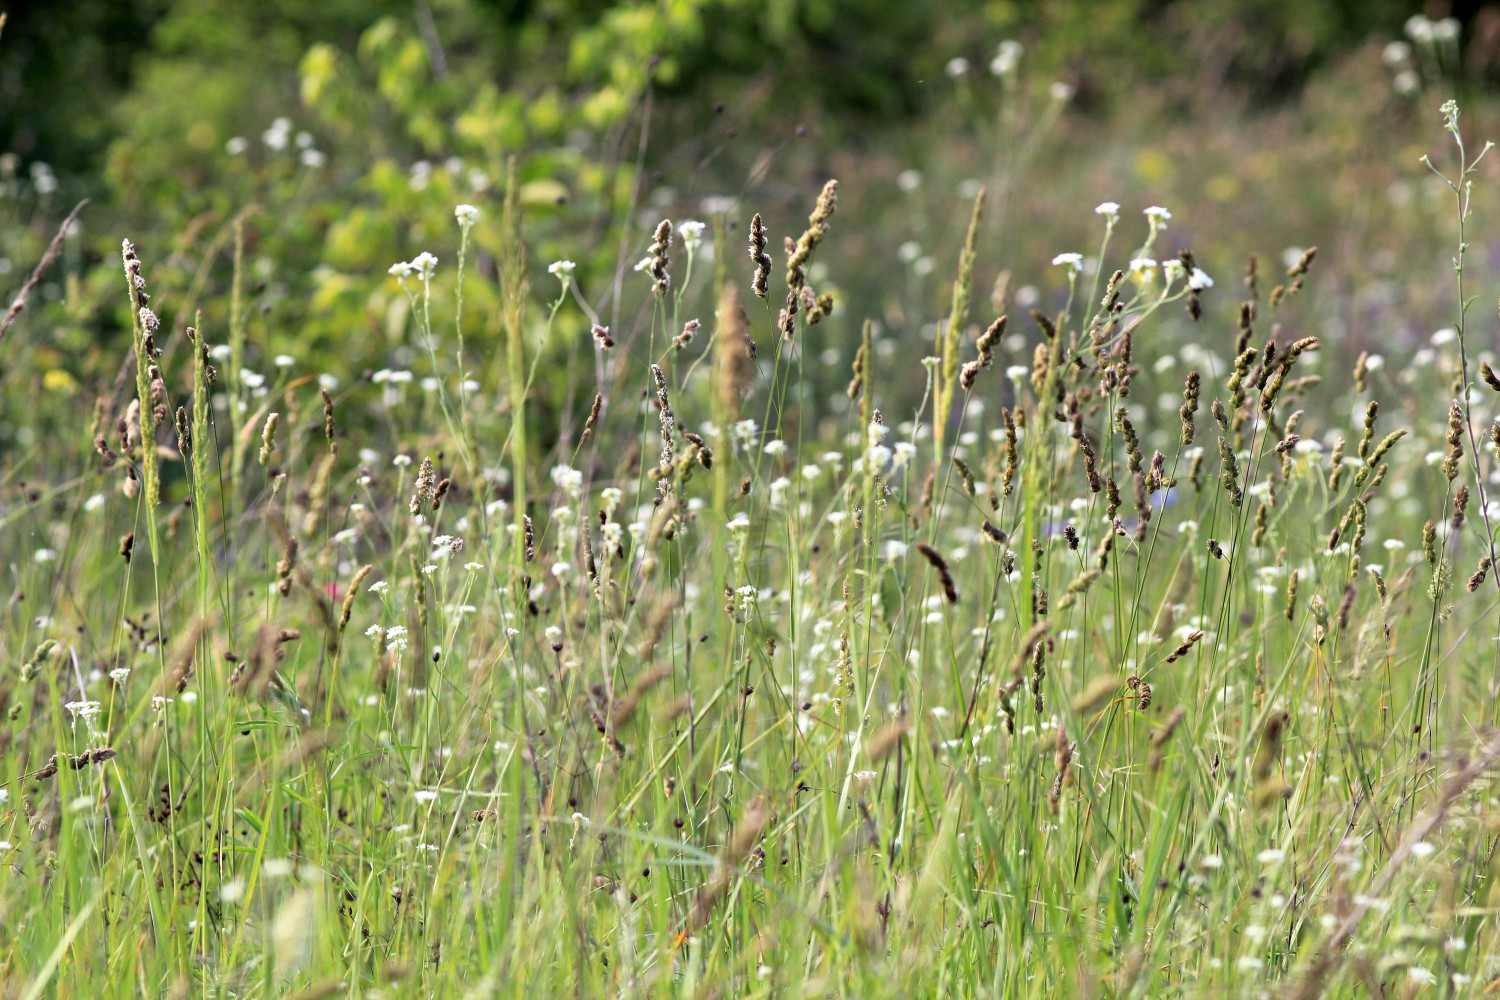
[732,419,760,444]
[64,700,101,722]
[411,252,438,280]
[550,464,584,498]
[892,441,917,469]
[990,40,1022,76]
[678,220,705,250]
[735,585,760,612]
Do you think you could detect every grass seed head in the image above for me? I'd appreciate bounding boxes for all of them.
[748,212,771,298]
[649,219,673,296]
[258,412,280,467]
[915,543,958,603]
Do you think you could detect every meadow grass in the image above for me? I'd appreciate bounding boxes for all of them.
[7,103,1500,1000]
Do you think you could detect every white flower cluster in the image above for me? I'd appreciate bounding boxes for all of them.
[65,700,101,722]
[990,40,1023,77]
[678,220,705,251]
[389,251,439,280]
[365,623,409,653]
[550,464,584,500]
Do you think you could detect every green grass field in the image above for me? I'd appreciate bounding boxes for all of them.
[8,44,1500,994]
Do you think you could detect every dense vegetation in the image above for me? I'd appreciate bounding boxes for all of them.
[8,3,1500,998]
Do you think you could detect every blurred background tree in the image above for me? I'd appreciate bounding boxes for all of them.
[1,0,1443,196]
[0,0,1492,438]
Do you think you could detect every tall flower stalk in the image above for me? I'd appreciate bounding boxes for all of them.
[1422,99,1500,591]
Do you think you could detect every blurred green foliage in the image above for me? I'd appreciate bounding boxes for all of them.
[0,0,165,169]
[5,0,1431,184]
[0,0,1463,440]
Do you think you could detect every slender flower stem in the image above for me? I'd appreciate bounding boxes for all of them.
[1425,103,1500,592]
